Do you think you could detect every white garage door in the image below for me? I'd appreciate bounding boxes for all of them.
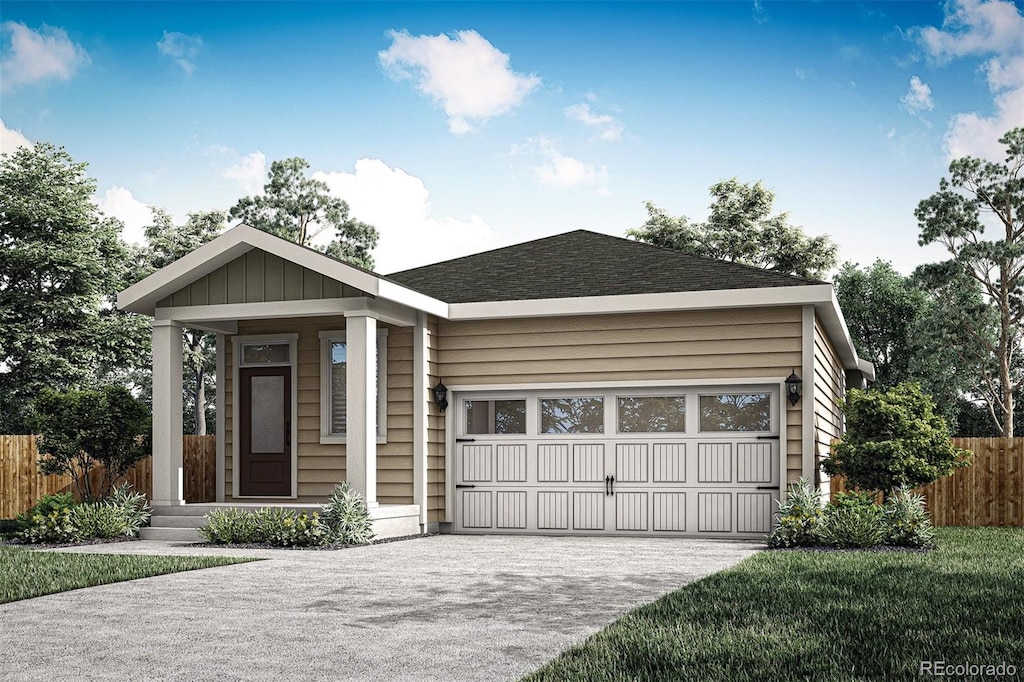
[453,387,781,538]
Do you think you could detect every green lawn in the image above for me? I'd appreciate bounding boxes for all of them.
[0,546,258,603]
[525,528,1024,682]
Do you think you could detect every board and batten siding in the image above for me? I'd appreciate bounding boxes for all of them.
[436,308,806,484]
[224,316,414,504]
[156,249,367,308]
[813,314,845,489]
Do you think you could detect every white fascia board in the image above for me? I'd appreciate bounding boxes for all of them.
[447,285,837,321]
[857,358,877,383]
[117,236,253,314]
[378,279,448,318]
[810,288,871,375]
[117,224,446,318]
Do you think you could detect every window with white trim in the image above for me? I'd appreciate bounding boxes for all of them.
[319,329,388,442]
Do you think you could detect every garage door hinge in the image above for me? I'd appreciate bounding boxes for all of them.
[756,435,780,440]
[456,438,476,443]
[456,484,476,489]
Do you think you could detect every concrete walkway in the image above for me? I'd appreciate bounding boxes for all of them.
[0,535,761,681]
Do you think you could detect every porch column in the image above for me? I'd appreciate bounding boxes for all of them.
[345,311,378,507]
[152,319,184,506]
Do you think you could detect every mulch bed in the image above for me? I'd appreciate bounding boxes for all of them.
[767,544,935,554]
[191,532,439,551]
[2,535,142,549]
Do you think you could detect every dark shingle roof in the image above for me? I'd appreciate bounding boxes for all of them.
[385,230,822,304]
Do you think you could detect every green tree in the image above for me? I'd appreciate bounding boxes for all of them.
[833,260,982,431]
[835,260,929,389]
[29,385,151,500]
[821,383,970,494]
[628,178,838,279]
[915,128,1024,437]
[0,143,146,433]
[229,157,378,269]
[138,208,226,434]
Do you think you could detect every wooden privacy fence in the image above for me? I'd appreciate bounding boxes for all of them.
[0,435,216,518]
[831,437,1023,527]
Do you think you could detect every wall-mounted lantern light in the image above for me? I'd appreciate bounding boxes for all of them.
[785,370,803,406]
[432,381,449,411]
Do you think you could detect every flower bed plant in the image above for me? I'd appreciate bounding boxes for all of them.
[14,484,152,544]
[198,482,376,547]
[767,478,935,550]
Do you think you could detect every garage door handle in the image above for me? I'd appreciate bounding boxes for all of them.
[456,438,476,443]
[456,484,476,489]
[604,475,611,496]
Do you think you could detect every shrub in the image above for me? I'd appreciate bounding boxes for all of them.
[199,507,334,546]
[17,493,82,543]
[821,383,970,493]
[884,487,936,548]
[767,478,824,548]
[199,508,260,544]
[255,508,332,547]
[72,503,127,539]
[321,482,375,545]
[820,499,887,548]
[106,483,151,536]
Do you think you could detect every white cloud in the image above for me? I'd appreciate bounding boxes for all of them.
[314,159,502,272]
[917,0,1024,60]
[913,0,1024,160]
[886,127,897,139]
[0,119,31,154]
[565,102,623,141]
[516,137,608,193]
[0,22,89,91]
[379,29,541,135]
[901,76,935,114]
[97,186,152,246]
[157,31,202,76]
[753,0,768,25]
[221,151,267,195]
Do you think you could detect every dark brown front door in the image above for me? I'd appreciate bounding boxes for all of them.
[239,366,291,496]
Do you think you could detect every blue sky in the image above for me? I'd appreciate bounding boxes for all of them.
[2,1,1022,275]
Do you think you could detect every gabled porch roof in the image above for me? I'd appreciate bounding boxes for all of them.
[117,224,448,320]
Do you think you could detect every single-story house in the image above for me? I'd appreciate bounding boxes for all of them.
[118,225,873,539]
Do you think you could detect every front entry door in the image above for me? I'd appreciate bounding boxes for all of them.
[239,366,292,496]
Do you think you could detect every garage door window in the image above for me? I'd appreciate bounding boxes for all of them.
[699,393,771,432]
[540,397,604,434]
[466,399,527,434]
[617,396,686,433]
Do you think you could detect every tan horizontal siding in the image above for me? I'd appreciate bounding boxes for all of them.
[224,316,414,505]
[437,307,806,495]
[813,315,845,488]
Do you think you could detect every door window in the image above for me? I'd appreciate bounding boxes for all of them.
[617,396,686,433]
[540,397,604,434]
[465,399,527,434]
[699,393,771,432]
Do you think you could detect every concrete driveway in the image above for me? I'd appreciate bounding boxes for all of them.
[0,535,760,681]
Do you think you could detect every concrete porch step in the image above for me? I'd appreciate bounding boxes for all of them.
[150,515,206,529]
[139,526,205,542]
